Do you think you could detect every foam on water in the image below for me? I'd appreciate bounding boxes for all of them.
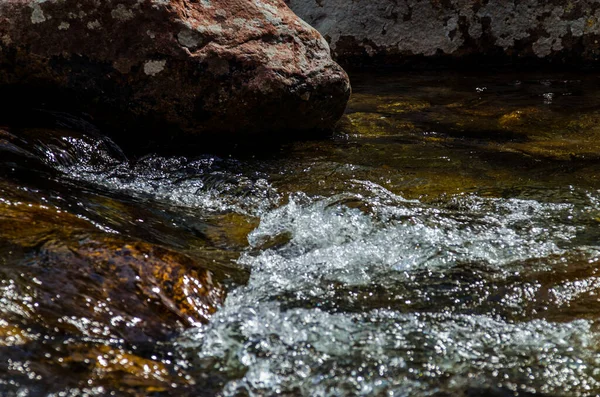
[194,305,598,396]
[179,182,600,396]
[241,182,576,292]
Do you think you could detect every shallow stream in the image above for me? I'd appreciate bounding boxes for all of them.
[2,71,600,396]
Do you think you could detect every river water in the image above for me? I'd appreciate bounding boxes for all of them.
[1,71,600,396]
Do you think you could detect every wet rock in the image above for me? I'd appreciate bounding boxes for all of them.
[0,0,351,143]
[0,198,225,340]
[0,191,226,393]
[286,0,600,65]
[54,345,181,393]
[0,188,224,338]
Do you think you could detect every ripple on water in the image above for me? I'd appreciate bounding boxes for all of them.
[60,153,281,217]
[10,129,282,217]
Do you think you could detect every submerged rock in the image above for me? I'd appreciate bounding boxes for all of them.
[0,182,226,393]
[287,0,600,65]
[0,0,350,143]
[0,192,225,339]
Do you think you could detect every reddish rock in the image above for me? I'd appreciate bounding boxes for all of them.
[0,0,350,142]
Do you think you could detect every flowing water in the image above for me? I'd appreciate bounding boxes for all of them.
[2,71,600,396]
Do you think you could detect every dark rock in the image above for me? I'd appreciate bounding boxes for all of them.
[0,0,351,143]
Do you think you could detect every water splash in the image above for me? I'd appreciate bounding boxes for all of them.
[179,183,600,396]
[60,152,280,216]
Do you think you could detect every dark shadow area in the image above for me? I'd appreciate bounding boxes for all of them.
[0,84,336,159]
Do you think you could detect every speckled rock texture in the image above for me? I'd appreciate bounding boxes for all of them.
[0,0,351,142]
[286,0,600,65]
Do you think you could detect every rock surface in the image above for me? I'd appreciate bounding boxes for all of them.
[0,0,350,142]
[0,183,226,340]
[286,0,600,65]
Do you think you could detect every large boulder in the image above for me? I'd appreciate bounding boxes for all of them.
[286,0,600,65]
[0,0,350,143]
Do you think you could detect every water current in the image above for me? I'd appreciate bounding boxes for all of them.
[1,71,600,396]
